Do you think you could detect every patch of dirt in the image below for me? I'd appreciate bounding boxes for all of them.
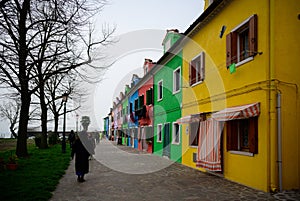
[0,139,17,151]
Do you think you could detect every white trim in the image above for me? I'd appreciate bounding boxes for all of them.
[190,51,205,86]
[231,14,255,32]
[236,56,253,67]
[173,66,181,94]
[200,52,205,81]
[229,150,254,157]
[191,80,204,87]
[172,122,180,145]
[157,124,162,143]
[157,80,163,101]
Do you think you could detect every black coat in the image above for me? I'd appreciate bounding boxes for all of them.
[71,139,90,174]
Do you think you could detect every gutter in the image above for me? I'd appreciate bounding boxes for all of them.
[277,93,283,192]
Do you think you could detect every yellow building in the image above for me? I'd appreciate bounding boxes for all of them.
[179,0,300,192]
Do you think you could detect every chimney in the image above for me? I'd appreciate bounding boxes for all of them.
[143,58,154,75]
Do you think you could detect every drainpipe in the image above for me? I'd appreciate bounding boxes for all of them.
[268,0,278,192]
[277,92,283,192]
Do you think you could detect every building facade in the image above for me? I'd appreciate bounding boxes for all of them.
[180,0,300,192]
[153,29,183,162]
[105,0,300,192]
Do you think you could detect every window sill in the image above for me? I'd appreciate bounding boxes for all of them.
[189,145,198,149]
[229,150,254,157]
[236,56,253,67]
[172,142,180,145]
[157,141,162,143]
[173,90,180,95]
[191,80,203,87]
[157,98,163,102]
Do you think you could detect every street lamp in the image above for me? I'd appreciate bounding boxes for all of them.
[62,93,68,153]
[76,114,79,133]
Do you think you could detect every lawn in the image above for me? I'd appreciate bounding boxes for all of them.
[0,139,71,201]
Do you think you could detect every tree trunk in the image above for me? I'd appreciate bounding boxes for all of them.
[16,92,30,157]
[9,124,17,139]
[39,79,48,149]
[54,112,59,138]
[16,0,31,157]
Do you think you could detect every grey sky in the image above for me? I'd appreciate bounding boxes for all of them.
[0,1,205,136]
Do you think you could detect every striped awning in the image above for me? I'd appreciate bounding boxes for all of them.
[212,102,260,121]
[176,113,205,124]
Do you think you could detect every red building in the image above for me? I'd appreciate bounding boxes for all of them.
[136,59,155,152]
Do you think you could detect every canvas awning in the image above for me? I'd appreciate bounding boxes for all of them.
[176,113,205,124]
[212,102,260,121]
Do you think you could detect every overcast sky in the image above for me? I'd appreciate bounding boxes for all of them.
[0,0,205,136]
[90,0,205,131]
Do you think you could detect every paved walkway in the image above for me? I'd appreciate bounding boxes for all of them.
[50,139,300,201]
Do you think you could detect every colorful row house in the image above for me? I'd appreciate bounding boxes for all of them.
[136,59,155,153]
[105,0,299,192]
[127,74,140,148]
[179,0,300,192]
[121,85,131,146]
[153,29,182,162]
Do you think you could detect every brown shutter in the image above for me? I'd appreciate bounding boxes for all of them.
[249,14,258,57]
[226,33,232,68]
[189,62,191,85]
[226,32,237,67]
[231,32,238,64]
[249,117,258,154]
[226,121,238,151]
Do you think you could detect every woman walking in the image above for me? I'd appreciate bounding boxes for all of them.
[71,131,91,182]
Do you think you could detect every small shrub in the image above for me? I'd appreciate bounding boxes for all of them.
[0,157,5,171]
[48,132,58,145]
[34,134,42,148]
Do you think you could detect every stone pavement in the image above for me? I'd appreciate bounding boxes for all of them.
[50,139,300,201]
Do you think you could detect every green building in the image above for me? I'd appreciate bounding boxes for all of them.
[153,29,182,163]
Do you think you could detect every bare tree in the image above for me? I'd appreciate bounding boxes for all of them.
[45,72,87,138]
[0,0,114,156]
[0,0,9,8]
[0,97,20,138]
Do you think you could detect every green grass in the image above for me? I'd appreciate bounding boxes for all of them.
[0,141,71,201]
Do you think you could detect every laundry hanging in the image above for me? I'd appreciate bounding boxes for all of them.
[196,118,224,172]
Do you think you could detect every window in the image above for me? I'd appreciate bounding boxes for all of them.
[158,80,163,101]
[146,88,153,105]
[189,52,205,86]
[134,99,138,112]
[157,124,162,142]
[226,117,258,154]
[138,95,144,109]
[172,123,180,144]
[173,67,181,93]
[189,122,199,146]
[226,14,257,67]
